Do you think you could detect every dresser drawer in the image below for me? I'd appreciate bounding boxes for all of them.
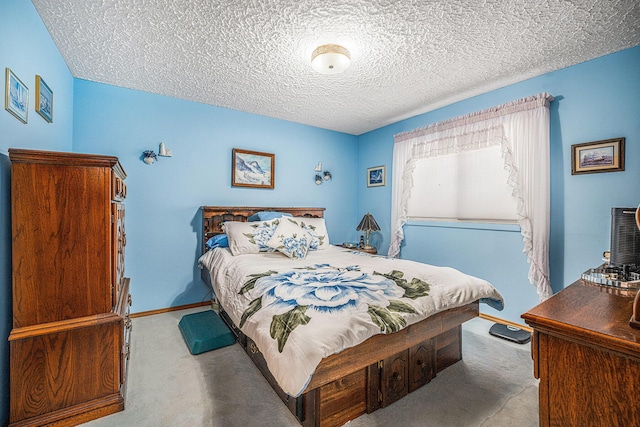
[117,278,132,395]
[9,320,123,423]
[112,172,127,201]
[115,278,131,316]
[120,324,131,390]
[112,203,126,306]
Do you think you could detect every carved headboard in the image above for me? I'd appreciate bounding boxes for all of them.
[201,206,326,252]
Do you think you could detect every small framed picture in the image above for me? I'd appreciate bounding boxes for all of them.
[232,148,275,189]
[35,75,53,123]
[571,138,625,175]
[367,165,386,187]
[5,68,28,123]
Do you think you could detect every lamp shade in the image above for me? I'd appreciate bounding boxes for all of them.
[356,213,380,232]
[357,213,379,249]
[311,44,351,74]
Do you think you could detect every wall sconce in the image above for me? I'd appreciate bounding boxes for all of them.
[142,142,172,165]
[142,150,157,165]
[314,162,332,185]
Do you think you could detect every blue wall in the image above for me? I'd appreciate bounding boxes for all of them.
[0,1,74,423]
[2,1,640,423]
[357,46,640,323]
[72,80,359,313]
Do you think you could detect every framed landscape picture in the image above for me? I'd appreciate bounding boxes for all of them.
[367,165,385,187]
[35,75,53,123]
[571,138,625,175]
[5,68,28,123]
[232,148,275,189]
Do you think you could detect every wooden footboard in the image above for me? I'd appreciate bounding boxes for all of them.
[219,302,478,427]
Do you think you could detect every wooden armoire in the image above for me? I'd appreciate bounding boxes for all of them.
[8,149,131,427]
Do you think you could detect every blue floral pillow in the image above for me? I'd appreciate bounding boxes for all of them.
[267,219,312,260]
[223,219,280,256]
[289,217,330,250]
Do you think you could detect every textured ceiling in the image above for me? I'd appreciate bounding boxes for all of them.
[32,0,640,135]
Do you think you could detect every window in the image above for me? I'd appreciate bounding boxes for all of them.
[406,145,518,222]
[389,93,554,301]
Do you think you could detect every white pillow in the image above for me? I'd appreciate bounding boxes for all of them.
[222,219,280,256]
[289,217,330,250]
[267,219,312,260]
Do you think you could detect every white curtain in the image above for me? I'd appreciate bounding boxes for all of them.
[388,93,554,301]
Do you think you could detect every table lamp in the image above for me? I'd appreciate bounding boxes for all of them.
[356,213,380,250]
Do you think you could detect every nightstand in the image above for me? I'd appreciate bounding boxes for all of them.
[340,244,377,255]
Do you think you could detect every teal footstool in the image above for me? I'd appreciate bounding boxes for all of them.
[178,310,236,355]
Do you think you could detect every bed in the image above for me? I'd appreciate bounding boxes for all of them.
[198,206,503,427]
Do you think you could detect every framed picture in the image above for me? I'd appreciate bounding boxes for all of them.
[5,68,28,123]
[35,75,53,123]
[232,148,275,189]
[571,138,625,175]
[367,165,386,187]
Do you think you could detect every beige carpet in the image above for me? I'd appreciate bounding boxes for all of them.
[81,307,538,427]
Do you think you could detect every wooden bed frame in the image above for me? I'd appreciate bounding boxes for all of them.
[200,206,479,427]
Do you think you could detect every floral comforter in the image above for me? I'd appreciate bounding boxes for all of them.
[198,245,503,397]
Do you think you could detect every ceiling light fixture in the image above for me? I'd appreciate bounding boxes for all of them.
[311,44,351,74]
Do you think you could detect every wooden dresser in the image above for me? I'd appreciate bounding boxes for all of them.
[522,280,640,426]
[8,149,131,427]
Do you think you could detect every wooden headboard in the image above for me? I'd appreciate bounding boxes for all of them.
[201,206,325,252]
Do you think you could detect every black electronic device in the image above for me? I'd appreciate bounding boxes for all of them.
[581,207,640,290]
[610,207,640,268]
